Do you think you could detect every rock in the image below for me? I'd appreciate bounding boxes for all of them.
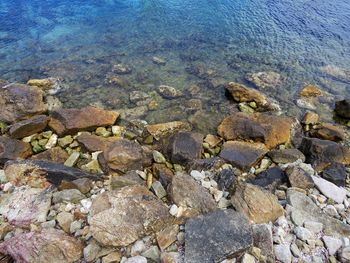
[323,236,342,256]
[160,252,181,263]
[165,131,203,164]
[152,56,166,65]
[99,139,144,173]
[294,226,313,241]
[241,254,255,263]
[8,115,48,139]
[4,160,98,188]
[299,137,350,171]
[90,185,172,247]
[151,181,167,199]
[321,163,346,187]
[129,91,150,104]
[299,84,322,97]
[56,211,74,233]
[109,171,144,190]
[102,252,122,263]
[0,229,82,263]
[246,71,283,89]
[185,209,252,263]
[58,136,74,148]
[0,83,47,123]
[217,112,294,149]
[141,246,160,262]
[268,149,305,164]
[76,132,119,152]
[0,136,32,165]
[339,246,350,262]
[304,221,323,234]
[152,164,174,188]
[45,134,58,149]
[157,85,183,99]
[0,187,51,227]
[249,167,287,191]
[64,152,80,167]
[31,147,69,163]
[231,183,284,224]
[219,141,267,171]
[320,65,350,83]
[169,172,216,218]
[48,106,119,136]
[286,166,314,189]
[252,224,274,261]
[217,169,236,191]
[310,123,345,142]
[156,224,179,250]
[124,256,147,263]
[335,99,350,119]
[274,244,292,263]
[53,189,85,204]
[302,111,319,125]
[113,63,132,74]
[145,121,191,140]
[27,78,59,92]
[153,150,166,164]
[312,175,346,204]
[0,223,13,240]
[46,95,63,111]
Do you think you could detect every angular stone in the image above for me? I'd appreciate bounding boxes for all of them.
[102,252,122,263]
[0,229,82,263]
[252,224,274,261]
[299,137,350,171]
[8,115,48,139]
[302,111,319,125]
[48,106,119,136]
[219,141,267,171]
[299,84,322,97]
[169,172,216,218]
[185,209,252,263]
[231,183,284,224]
[90,185,172,247]
[151,181,167,199]
[323,236,342,256]
[335,99,350,119]
[304,221,323,234]
[52,189,85,204]
[268,149,305,164]
[218,112,294,149]
[56,211,74,233]
[217,169,236,191]
[274,244,291,263]
[152,164,174,188]
[77,132,119,152]
[156,224,179,250]
[31,147,69,164]
[339,246,350,262]
[0,137,32,165]
[165,131,203,164]
[249,167,287,192]
[109,171,144,190]
[312,175,346,204]
[64,152,80,167]
[321,163,346,187]
[160,252,181,263]
[286,166,314,190]
[0,83,47,123]
[145,121,191,140]
[294,226,313,241]
[27,78,58,91]
[0,187,51,227]
[310,123,345,142]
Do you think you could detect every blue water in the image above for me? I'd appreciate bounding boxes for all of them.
[0,0,349,130]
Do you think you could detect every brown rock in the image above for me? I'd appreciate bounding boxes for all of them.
[231,183,284,224]
[90,185,172,247]
[27,78,57,91]
[169,172,216,218]
[152,163,174,188]
[0,229,83,263]
[310,123,345,142]
[286,166,314,189]
[335,99,350,119]
[77,132,119,152]
[145,121,191,140]
[59,178,93,194]
[109,171,144,190]
[299,84,323,97]
[219,141,268,171]
[156,225,179,250]
[0,136,32,165]
[8,115,48,139]
[246,71,283,89]
[48,106,119,135]
[302,111,319,125]
[0,84,47,123]
[31,147,69,163]
[217,112,294,149]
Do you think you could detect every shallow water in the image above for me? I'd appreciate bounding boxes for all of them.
[0,0,349,131]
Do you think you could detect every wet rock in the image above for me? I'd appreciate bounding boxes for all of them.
[145,121,191,140]
[90,185,172,247]
[31,147,69,163]
[0,229,82,263]
[335,99,350,119]
[0,137,32,165]
[320,65,350,83]
[185,209,252,263]
[246,71,283,89]
[321,163,346,187]
[249,167,287,191]
[0,187,51,227]
[113,63,132,74]
[217,169,236,191]
[157,85,183,99]
[0,83,47,123]
[4,160,98,188]
[219,141,267,171]
[8,115,48,139]
[252,224,274,261]
[312,175,346,204]
[299,84,323,97]
[77,132,119,152]
[217,112,294,149]
[299,137,350,171]
[268,148,305,164]
[169,172,216,218]
[152,56,166,65]
[48,106,119,136]
[231,183,284,224]
[302,111,319,125]
[286,166,314,190]
[165,131,203,164]
[310,123,345,142]
[274,244,291,263]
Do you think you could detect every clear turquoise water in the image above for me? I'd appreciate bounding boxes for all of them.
[0,0,349,130]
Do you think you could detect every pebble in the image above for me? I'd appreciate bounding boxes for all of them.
[141,246,160,262]
[190,170,205,181]
[123,256,147,263]
[294,227,313,241]
[64,151,80,167]
[290,243,301,257]
[241,253,256,263]
[153,150,166,164]
[151,181,167,199]
[70,220,83,234]
[131,240,146,256]
[169,204,178,216]
[45,134,58,149]
[41,220,56,229]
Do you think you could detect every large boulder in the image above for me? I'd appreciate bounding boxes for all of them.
[0,229,83,263]
[0,83,47,123]
[185,209,252,263]
[0,136,32,165]
[77,132,119,152]
[90,185,172,247]
[217,112,294,149]
[48,106,119,135]
[8,115,49,139]
[335,99,350,119]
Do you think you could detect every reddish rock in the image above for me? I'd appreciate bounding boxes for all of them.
[8,115,48,139]
[310,123,345,142]
[152,163,174,188]
[217,112,294,149]
[31,147,69,163]
[77,132,119,152]
[0,136,32,165]
[48,106,119,135]
[0,84,47,123]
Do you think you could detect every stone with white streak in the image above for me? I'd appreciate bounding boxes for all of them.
[312,175,346,203]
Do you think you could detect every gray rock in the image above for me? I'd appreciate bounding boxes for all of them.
[241,253,256,263]
[294,226,313,241]
[252,224,274,261]
[323,236,342,256]
[312,175,346,203]
[52,189,85,204]
[268,148,305,163]
[274,244,292,263]
[304,221,323,234]
[339,246,350,262]
[335,99,350,119]
[124,256,147,263]
[185,209,252,263]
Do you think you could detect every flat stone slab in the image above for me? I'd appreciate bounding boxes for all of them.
[312,175,346,204]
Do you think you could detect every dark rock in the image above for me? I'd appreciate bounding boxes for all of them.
[268,148,305,164]
[186,157,225,172]
[109,170,145,190]
[335,99,350,119]
[4,160,99,188]
[77,132,119,152]
[0,137,32,166]
[286,166,314,189]
[31,147,69,163]
[217,169,236,191]
[299,137,350,172]
[252,224,275,262]
[152,163,174,188]
[0,83,47,123]
[165,131,203,164]
[185,209,252,263]
[249,167,287,191]
[321,163,347,187]
[219,141,267,171]
[310,123,345,142]
[8,115,48,139]
[48,106,119,136]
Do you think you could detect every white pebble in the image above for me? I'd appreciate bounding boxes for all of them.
[190,170,205,181]
[169,204,178,216]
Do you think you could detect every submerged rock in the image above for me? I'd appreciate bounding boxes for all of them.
[157,85,183,99]
[27,77,61,94]
[246,71,283,89]
[0,136,32,166]
[320,65,350,83]
[335,99,350,119]
[8,115,49,139]
[299,84,323,97]
[145,121,191,140]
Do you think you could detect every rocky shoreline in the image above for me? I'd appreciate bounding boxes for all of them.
[0,78,349,263]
